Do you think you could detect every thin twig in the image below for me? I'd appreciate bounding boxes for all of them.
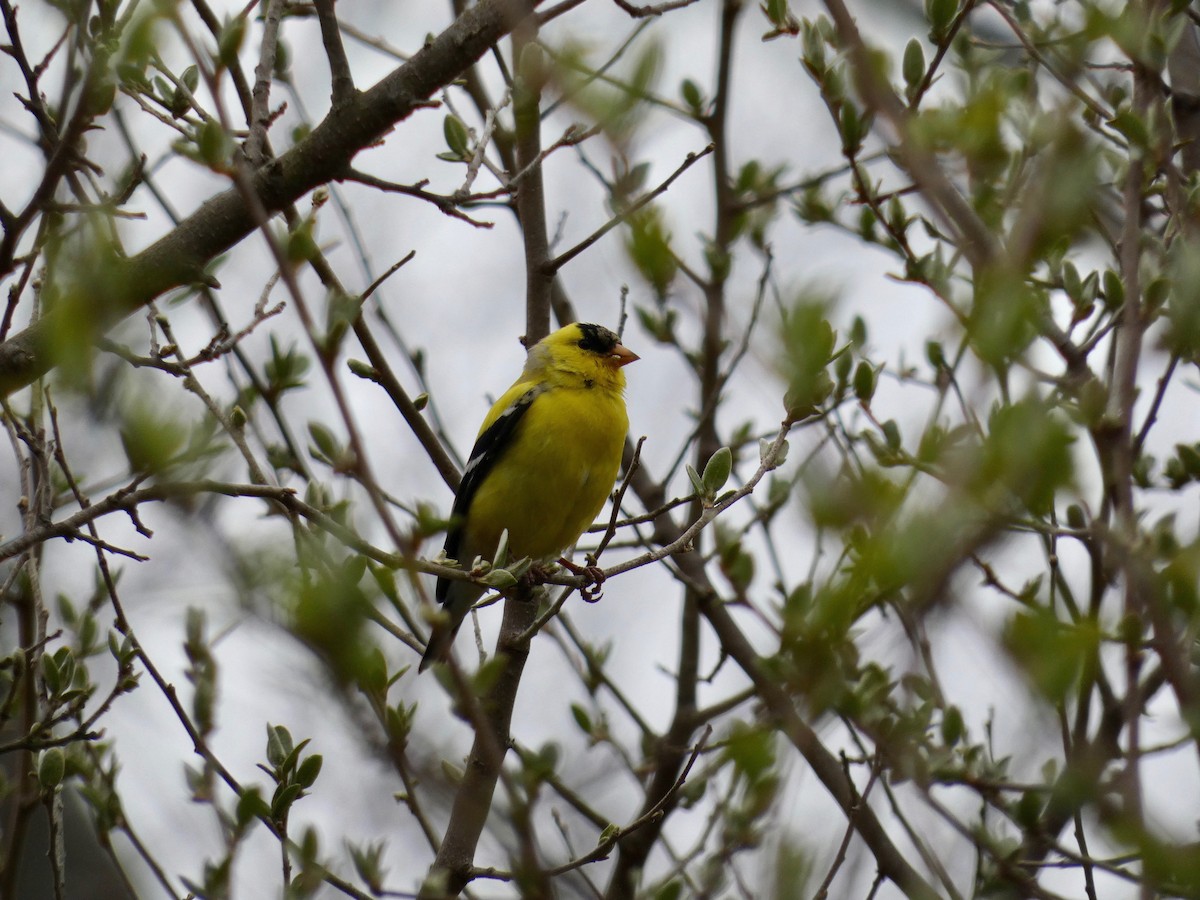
[546,144,714,273]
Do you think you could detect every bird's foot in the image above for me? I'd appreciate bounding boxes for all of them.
[558,556,606,603]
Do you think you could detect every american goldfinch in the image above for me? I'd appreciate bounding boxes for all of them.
[419,323,638,671]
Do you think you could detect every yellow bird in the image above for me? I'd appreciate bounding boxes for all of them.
[419,323,638,671]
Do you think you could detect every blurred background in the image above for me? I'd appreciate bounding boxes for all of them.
[2,0,1199,897]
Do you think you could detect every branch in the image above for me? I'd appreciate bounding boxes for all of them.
[545,725,711,878]
[609,421,942,899]
[0,478,458,585]
[821,0,1001,271]
[246,0,285,165]
[420,582,543,897]
[513,11,553,343]
[314,0,357,107]
[546,143,714,274]
[0,0,544,397]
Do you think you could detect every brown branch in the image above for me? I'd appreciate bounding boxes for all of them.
[607,427,942,899]
[350,314,463,495]
[821,0,1001,271]
[0,479,465,590]
[420,583,543,897]
[246,0,285,165]
[0,0,545,397]
[545,143,714,274]
[544,725,711,878]
[339,167,497,226]
[314,0,357,106]
[512,12,552,343]
[609,6,736,893]
[611,0,701,16]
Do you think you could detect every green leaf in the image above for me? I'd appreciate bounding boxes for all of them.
[264,337,311,396]
[192,675,215,735]
[236,786,269,827]
[760,436,788,470]
[1102,269,1124,310]
[295,754,323,789]
[482,568,518,590]
[307,421,340,462]
[853,361,876,404]
[1004,609,1095,701]
[217,16,246,69]
[570,703,593,734]
[1165,238,1200,361]
[849,315,867,347]
[780,297,836,420]
[286,218,319,263]
[185,606,206,653]
[120,405,187,476]
[169,66,196,117]
[971,400,1074,514]
[925,339,946,370]
[1108,107,1149,148]
[42,653,61,696]
[702,447,732,496]
[902,39,925,92]
[926,0,957,39]
[834,349,853,386]
[348,840,387,893]
[197,119,232,170]
[346,359,376,383]
[359,647,388,698]
[273,38,290,80]
[181,64,199,93]
[625,207,677,299]
[38,749,66,791]
[1065,504,1086,529]
[838,103,869,155]
[271,782,304,819]
[266,724,292,768]
[385,702,415,748]
[443,114,470,160]
[882,419,901,451]
[940,706,965,746]
[723,722,775,783]
[279,738,313,780]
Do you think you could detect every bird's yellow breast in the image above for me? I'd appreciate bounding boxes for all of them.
[463,382,627,561]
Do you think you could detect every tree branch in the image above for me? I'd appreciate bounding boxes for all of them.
[0,0,543,397]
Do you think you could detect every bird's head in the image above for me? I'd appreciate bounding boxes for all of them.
[526,323,638,390]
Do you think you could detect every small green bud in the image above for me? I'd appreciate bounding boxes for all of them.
[39,748,66,791]
[442,115,470,159]
[1065,504,1086,530]
[853,361,876,404]
[702,447,733,497]
[347,359,377,381]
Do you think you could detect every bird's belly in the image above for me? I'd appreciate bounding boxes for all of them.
[465,390,625,561]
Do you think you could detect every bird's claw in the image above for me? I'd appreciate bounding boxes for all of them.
[558,557,606,603]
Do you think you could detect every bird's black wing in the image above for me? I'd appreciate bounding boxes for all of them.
[438,386,540,602]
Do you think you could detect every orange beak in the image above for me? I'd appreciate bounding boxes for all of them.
[610,343,639,367]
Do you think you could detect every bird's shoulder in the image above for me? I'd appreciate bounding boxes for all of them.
[456,381,543,514]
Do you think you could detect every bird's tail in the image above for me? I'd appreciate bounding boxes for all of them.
[418,582,483,672]
[418,617,459,672]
